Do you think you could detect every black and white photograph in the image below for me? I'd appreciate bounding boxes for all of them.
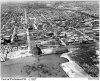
[0,0,99,79]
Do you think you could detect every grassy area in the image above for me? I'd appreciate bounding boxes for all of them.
[1,54,69,77]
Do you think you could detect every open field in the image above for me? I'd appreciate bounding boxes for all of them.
[1,54,69,77]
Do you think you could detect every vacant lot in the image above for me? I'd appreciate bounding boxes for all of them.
[1,54,69,77]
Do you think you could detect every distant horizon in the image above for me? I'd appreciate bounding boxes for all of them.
[1,0,99,15]
[1,0,99,4]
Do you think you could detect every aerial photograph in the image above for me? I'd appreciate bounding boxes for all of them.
[0,0,99,79]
